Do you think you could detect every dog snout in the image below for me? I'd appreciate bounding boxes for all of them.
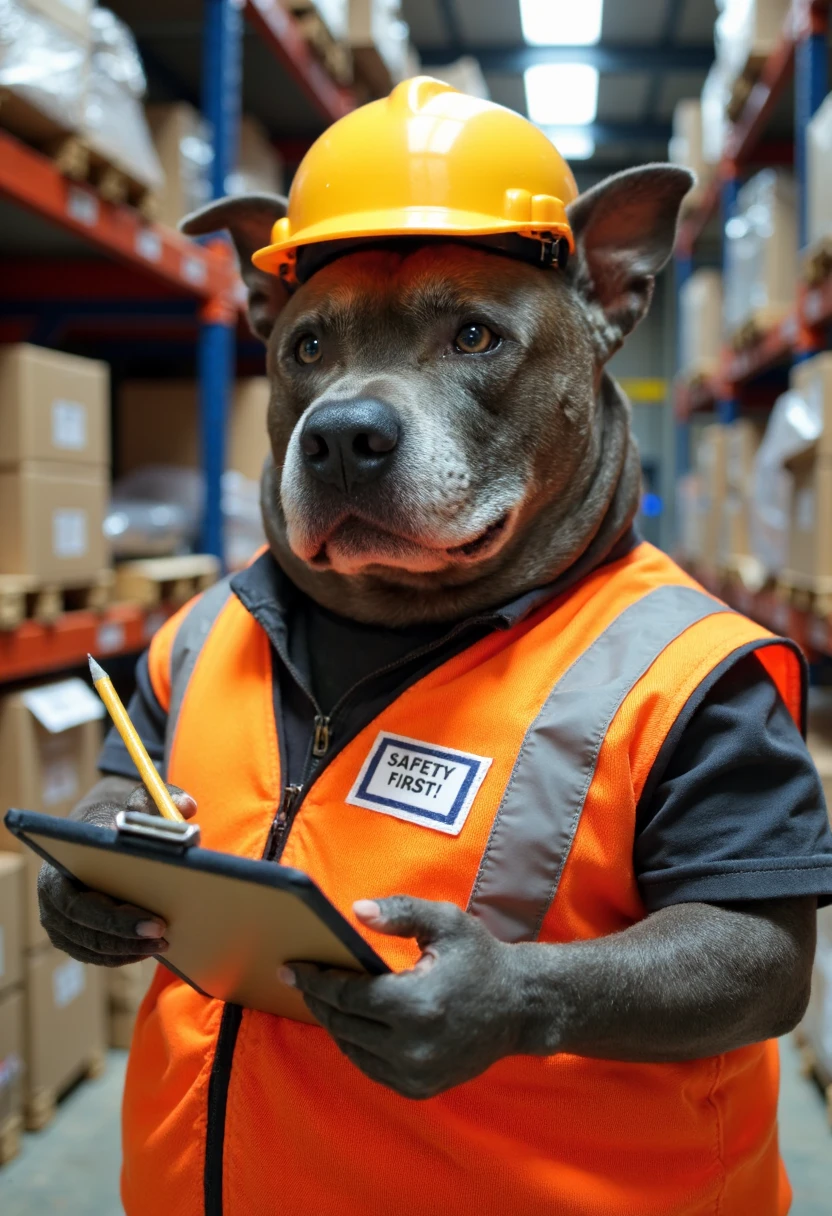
[300,398,400,493]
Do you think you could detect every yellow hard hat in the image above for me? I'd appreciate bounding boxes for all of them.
[252,76,579,284]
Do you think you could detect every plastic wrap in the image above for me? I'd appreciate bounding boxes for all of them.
[750,389,824,574]
[82,7,164,190]
[223,471,266,571]
[105,466,266,567]
[808,92,832,247]
[723,169,797,335]
[0,0,88,133]
[700,62,730,166]
[105,467,202,559]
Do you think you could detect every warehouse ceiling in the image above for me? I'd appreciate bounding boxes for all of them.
[118,0,717,176]
[402,0,718,172]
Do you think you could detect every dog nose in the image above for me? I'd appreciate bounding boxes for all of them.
[299,399,400,492]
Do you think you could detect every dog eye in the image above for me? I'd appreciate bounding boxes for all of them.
[454,324,496,354]
[295,334,322,365]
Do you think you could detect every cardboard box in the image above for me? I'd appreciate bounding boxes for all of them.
[790,353,832,460]
[0,856,23,997]
[0,344,109,468]
[808,92,832,248]
[349,0,410,94]
[694,425,728,569]
[108,958,156,1048]
[118,379,271,482]
[785,451,832,584]
[723,170,797,337]
[0,987,24,1133]
[24,945,105,1107]
[726,418,765,493]
[0,680,104,949]
[0,462,109,581]
[670,99,707,188]
[24,0,92,41]
[146,103,213,231]
[679,270,723,376]
[719,491,753,566]
[226,116,285,197]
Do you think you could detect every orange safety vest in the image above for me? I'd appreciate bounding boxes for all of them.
[121,541,804,1216]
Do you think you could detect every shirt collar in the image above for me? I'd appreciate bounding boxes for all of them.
[230,526,640,645]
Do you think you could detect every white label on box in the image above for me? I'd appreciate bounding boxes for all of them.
[22,678,105,734]
[796,486,815,533]
[51,400,87,451]
[0,1051,22,1093]
[143,610,167,642]
[53,957,85,1009]
[136,229,162,263]
[42,757,80,806]
[52,508,88,558]
[66,187,99,228]
[97,621,125,653]
[182,255,207,285]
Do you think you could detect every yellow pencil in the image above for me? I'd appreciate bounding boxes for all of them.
[88,654,185,823]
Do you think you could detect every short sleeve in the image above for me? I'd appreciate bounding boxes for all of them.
[635,650,832,910]
[97,650,167,780]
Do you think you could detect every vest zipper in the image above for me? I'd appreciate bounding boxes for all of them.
[265,783,303,862]
[202,607,499,1214]
[312,714,330,757]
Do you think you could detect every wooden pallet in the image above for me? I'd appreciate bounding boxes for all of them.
[113,555,221,610]
[0,570,114,631]
[726,51,770,122]
[730,306,792,353]
[0,1113,22,1167]
[803,236,832,289]
[24,1048,107,1133]
[0,90,157,219]
[777,572,832,621]
[288,3,354,85]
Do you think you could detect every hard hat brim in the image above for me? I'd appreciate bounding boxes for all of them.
[251,205,574,275]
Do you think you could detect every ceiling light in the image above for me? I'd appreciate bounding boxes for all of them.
[520,0,603,46]
[524,64,599,126]
[547,128,596,160]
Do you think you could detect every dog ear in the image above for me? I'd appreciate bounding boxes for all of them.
[180,194,290,343]
[566,165,694,361]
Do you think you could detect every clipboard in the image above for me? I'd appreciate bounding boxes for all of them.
[4,808,389,1025]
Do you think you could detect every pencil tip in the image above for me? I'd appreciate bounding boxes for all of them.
[87,654,105,682]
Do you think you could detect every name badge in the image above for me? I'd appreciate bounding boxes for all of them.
[346,731,492,836]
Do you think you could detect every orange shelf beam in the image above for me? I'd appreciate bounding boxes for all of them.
[0,131,236,302]
[0,605,173,684]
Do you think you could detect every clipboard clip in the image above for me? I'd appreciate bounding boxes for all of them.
[115,810,201,851]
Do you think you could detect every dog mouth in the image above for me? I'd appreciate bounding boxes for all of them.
[445,512,510,558]
[308,510,513,571]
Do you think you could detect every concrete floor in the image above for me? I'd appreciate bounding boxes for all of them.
[0,1037,829,1214]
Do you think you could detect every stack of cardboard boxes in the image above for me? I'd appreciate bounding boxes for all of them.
[801,693,832,1092]
[0,678,107,1148]
[0,854,24,1164]
[0,344,110,589]
[679,418,765,577]
[785,353,832,593]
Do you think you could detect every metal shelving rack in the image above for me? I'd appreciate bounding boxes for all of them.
[0,0,357,682]
[672,0,832,657]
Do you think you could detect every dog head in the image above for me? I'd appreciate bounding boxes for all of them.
[183,165,691,625]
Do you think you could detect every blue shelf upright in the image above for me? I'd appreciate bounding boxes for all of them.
[198,0,244,561]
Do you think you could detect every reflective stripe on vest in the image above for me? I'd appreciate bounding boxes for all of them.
[163,576,233,776]
[467,584,729,942]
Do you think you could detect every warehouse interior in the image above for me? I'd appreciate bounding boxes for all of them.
[1,0,832,1213]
